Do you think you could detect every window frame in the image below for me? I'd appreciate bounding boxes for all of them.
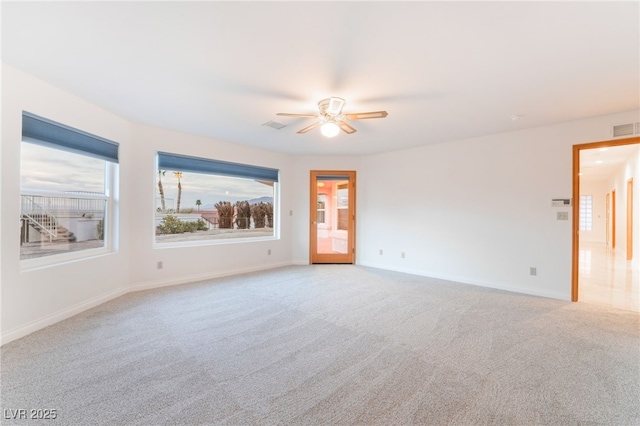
[153,152,280,248]
[20,161,118,270]
[19,111,119,269]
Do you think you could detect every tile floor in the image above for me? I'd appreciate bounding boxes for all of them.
[579,241,639,312]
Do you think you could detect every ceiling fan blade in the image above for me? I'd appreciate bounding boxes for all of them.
[338,121,357,134]
[344,111,388,120]
[297,121,321,134]
[276,113,318,118]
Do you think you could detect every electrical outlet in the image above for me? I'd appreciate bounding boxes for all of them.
[157,261,163,270]
[268,249,272,255]
[401,252,406,259]
[557,212,569,221]
[379,249,383,255]
[530,267,537,276]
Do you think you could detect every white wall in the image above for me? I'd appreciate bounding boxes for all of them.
[579,178,609,243]
[127,123,294,290]
[1,65,295,344]
[357,111,640,300]
[1,65,133,342]
[3,63,639,344]
[608,145,640,257]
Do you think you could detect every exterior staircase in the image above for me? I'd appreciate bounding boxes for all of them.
[21,212,76,244]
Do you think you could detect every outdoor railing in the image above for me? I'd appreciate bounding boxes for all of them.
[21,196,58,241]
[21,190,106,214]
[21,190,107,243]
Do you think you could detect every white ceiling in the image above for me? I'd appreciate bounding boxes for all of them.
[580,143,640,181]
[2,1,639,156]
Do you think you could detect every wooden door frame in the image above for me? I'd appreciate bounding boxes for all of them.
[612,189,616,248]
[627,178,634,260]
[606,192,610,246]
[572,136,640,302]
[309,170,356,264]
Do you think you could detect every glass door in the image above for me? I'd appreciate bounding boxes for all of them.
[310,171,356,264]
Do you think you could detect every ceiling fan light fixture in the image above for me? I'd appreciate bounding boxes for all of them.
[320,121,340,137]
[276,97,387,136]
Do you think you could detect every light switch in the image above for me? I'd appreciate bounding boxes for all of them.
[557,212,569,220]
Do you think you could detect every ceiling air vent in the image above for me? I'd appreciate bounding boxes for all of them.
[612,122,640,138]
[262,120,287,130]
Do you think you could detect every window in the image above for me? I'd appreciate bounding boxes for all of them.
[336,183,349,231]
[20,111,118,262]
[317,195,327,224]
[155,152,278,244]
[580,195,593,231]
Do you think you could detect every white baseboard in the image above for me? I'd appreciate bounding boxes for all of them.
[1,260,569,346]
[357,261,570,301]
[1,263,295,346]
[128,262,294,293]
[0,287,128,346]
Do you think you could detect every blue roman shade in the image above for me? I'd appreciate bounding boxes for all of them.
[22,111,119,163]
[157,152,279,182]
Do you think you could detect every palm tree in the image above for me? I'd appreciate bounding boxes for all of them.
[235,200,251,229]
[157,170,166,212]
[195,199,202,211]
[265,202,274,228]
[215,201,234,229]
[174,171,183,213]
[251,202,267,229]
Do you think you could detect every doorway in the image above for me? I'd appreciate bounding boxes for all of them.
[309,171,356,264]
[572,136,639,309]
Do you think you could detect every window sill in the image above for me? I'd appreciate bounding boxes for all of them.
[20,246,114,271]
[154,234,279,249]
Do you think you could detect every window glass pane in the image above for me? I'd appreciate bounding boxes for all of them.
[314,176,350,255]
[20,197,106,260]
[155,167,277,243]
[337,184,348,207]
[336,183,348,230]
[20,143,109,261]
[317,194,326,224]
[21,143,105,193]
[337,209,349,231]
[579,195,593,232]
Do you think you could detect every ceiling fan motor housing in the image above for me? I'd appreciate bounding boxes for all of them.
[319,97,345,117]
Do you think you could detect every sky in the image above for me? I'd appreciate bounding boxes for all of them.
[21,143,274,210]
[21,143,105,193]
[157,171,273,210]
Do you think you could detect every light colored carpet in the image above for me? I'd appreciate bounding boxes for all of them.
[1,265,639,425]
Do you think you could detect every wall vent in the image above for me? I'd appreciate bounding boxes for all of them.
[612,122,640,138]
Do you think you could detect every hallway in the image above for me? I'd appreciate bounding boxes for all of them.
[579,241,639,312]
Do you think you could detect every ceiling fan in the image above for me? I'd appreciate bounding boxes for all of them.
[276,97,388,137]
